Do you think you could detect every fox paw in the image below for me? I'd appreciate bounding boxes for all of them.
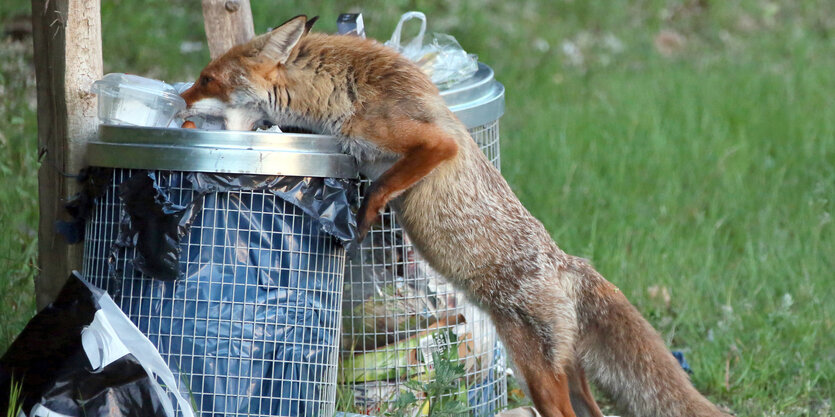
[356,182,387,243]
[355,209,380,243]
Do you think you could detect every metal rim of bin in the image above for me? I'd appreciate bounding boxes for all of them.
[440,63,504,129]
[89,124,359,178]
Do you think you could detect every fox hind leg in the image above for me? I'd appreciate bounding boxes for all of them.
[495,316,577,417]
[567,364,604,417]
[513,359,576,417]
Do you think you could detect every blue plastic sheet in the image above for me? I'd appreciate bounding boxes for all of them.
[672,350,693,374]
[85,170,357,417]
[466,343,506,416]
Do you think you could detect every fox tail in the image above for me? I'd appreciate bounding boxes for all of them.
[573,262,730,417]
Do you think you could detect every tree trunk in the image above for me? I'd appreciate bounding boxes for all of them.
[201,0,255,59]
[31,0,102,309]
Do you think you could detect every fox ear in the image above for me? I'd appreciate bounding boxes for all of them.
[254,15,307,64]
[304,16,319,35]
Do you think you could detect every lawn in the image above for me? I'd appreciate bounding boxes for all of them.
[1,0,833,416]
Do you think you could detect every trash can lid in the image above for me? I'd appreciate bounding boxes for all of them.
[441,63,505,129]
[88,125,359,178]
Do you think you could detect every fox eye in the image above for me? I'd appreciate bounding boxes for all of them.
[200,75,214,86]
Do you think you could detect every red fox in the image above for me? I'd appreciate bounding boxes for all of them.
[181,15,731,417]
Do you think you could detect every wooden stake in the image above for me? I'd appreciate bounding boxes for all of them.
[202,0,255,59]
[31,0,102,309]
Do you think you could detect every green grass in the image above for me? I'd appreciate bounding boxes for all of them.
[6,377,23,417]
[1,0,833,415]
[0,35,38,353]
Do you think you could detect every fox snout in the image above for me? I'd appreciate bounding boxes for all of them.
[178,92,269,131]
[177,82,229,123]
[179,82,225,111]
[179,85,199,108]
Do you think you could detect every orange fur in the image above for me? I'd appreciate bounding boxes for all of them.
[351,118,458,238]
[497,321,577,417]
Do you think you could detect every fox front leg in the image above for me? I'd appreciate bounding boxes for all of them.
[353,119,458,241]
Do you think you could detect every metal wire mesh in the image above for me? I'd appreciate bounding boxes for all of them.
[339,120,507,416]
[82,170,346,417]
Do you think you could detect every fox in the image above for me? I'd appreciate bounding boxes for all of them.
[180,15,732,417]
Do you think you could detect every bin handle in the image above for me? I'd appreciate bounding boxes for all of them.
[387,11,427,50]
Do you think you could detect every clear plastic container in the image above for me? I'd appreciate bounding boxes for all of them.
[91,73,186,127]
[172,82,193,95]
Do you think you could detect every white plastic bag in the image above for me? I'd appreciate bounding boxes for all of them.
[385,11,478,87]
[83,289,196,417]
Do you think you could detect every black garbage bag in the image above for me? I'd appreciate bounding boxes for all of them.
[0,272,195,417]
[111,171,358,281]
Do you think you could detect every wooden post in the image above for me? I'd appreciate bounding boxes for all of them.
[31,0,102,309]
[202,0,255,59]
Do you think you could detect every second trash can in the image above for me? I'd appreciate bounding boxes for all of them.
[82,125,359,417]
[339,63,508,416]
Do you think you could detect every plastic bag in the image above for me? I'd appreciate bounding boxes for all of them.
[103,171,358,283]
[385,11,478,87]
[0,272,195,417]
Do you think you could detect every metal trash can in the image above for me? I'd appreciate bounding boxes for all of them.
[82,125,359,417]
[339,63,507,416]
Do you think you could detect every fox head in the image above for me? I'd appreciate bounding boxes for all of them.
[180,15,319,131]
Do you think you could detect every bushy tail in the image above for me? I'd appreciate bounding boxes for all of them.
[573,265,730,417]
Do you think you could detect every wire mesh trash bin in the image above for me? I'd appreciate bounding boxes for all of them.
[339,63,507,416]
[82,125,359,417]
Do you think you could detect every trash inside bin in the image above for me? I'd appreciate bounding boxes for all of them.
[82,125,359,417]
[339,63,506,416]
